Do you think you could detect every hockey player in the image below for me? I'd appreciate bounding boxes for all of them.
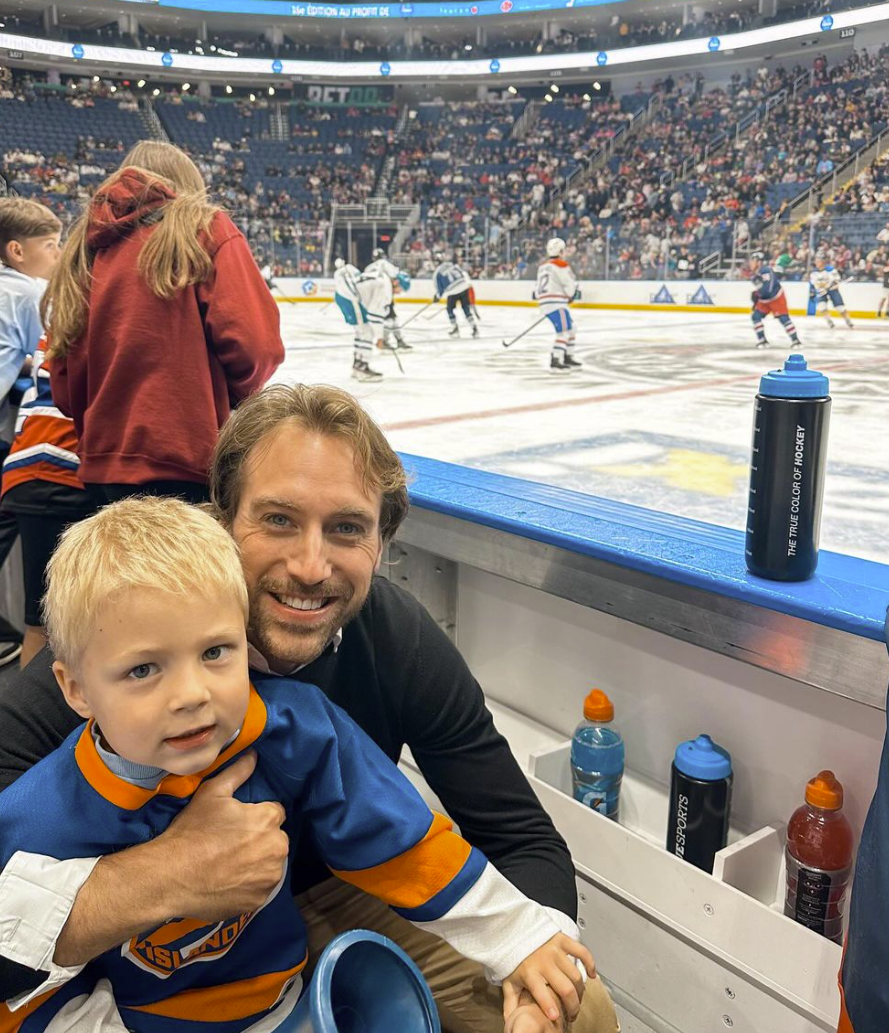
[749,252,801,349]
[364,248,410,351]
[810,257,853,329]
[354,269,412,381]
[536,238,581,372]
[432,252,479,338]
[334,258,383,383]
[260,261,275,292]
[879,255,889,318]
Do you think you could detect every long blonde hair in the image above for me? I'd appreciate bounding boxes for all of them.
[43,142,220,357]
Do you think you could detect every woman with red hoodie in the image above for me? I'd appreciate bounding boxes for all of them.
[42,140,284,506]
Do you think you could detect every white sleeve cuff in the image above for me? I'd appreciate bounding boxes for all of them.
[0,851,100,1009]
[412,862,562,984]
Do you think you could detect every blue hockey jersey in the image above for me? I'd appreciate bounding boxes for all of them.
[751,265,784,301]
[0,676,559,1032]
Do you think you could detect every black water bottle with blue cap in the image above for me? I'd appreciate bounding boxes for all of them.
[667,734,733,874]
[745,354,831,581]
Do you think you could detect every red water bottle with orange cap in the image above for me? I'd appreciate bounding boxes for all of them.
[570,689,625,821]
[784,770,853,944]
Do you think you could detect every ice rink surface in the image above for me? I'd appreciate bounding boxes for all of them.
[273,301,889,564]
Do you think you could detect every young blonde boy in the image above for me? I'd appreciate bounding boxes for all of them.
[0,497,593,1033]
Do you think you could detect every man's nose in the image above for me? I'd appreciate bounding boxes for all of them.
[286,528,333,586]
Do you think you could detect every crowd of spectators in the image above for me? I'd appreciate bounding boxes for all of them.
[4,52,889,282]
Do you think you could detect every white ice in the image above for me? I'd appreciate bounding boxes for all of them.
[272,301,889,564]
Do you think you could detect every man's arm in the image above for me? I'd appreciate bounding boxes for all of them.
[382,582,578,921]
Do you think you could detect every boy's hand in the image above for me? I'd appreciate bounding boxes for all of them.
[503,933,596,1025]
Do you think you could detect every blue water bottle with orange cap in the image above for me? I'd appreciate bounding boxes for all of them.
[570,689,625,821]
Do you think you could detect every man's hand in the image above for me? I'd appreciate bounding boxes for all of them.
[503,933,596,1025]
[54,751,289,967]
[161,750,289,921]
[504,990,566,1033]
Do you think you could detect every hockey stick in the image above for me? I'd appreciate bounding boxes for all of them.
[385,343,405,374]
[270,283,297,306]
[401,300,436,328]
[502,313,551,348]
[424,305,447,321]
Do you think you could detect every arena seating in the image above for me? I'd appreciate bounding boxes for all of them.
[3,44,889,281]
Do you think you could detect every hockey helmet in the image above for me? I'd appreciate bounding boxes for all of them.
[396,271,412,292]
[334,258,345,269]
[372,247,386,260]
[545,237,567,257]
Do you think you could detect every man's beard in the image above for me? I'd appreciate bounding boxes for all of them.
[247,575,365,670]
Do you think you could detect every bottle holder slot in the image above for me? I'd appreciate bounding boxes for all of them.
[528,741,842,1029]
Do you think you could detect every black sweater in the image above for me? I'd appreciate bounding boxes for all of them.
[0,577,576,998]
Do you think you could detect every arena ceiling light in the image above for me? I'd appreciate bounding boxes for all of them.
[268,85,275,95]
[182,82,191,90]
[152,88,160,95]
[583,92,591,100]
[249,92,256,101]
[593,81,601,89]
[507,85,517,94]
[550,83,559,92]
[3,2,888,81]
[225,84,232,93]
[544,93,553,101]
[136,79,146,87]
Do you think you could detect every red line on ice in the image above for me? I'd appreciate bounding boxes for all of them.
[382,355,889,433]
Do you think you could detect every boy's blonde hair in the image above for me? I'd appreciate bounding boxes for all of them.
[44,497,248,666]
[0,198,62,265]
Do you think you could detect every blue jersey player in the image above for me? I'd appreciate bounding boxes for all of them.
[749,252,801,350]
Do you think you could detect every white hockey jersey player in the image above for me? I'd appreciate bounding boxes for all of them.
[365,248,399,280]
[535,238,581,373]
[334,261,362,307]
[810,259,853,328]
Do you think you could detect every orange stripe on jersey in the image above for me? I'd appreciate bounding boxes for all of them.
[2,413,82,496]
[329,811,471,908]
[127,956,307,1022]
[0,986,59,1033]
[75,685,267,809]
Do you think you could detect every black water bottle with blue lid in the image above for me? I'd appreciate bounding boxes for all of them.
[745,354,831,582]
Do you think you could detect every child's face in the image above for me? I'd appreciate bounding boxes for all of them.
[4,232,62,280]
[53,587,250,776]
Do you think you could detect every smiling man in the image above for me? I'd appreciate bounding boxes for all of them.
[0,384,618,1033]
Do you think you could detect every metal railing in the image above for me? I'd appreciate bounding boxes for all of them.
[758,124,889,250]
[546,91,663,214]
[657,71,810,191]
[511,100,541,141]
[139,98,170,142]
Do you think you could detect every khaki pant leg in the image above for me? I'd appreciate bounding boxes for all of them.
[295,879,619,1033]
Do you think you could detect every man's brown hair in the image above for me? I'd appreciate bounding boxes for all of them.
[211,384,410,543]
[0,198,62,264]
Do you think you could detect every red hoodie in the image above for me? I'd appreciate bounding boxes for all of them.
[50,169,284,485]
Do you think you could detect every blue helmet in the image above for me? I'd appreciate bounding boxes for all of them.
[396,271,411,292]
